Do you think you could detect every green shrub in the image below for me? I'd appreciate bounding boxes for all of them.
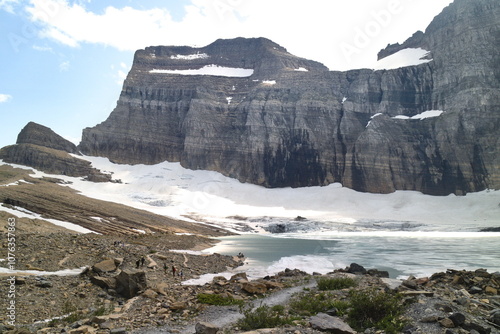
[317,277,357,291]
[289,291,349,316]
[237,304,299,330]
[197,293,244,306]
[347,289,406,334]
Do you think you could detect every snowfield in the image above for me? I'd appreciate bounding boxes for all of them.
[2,157,498,235]
[1,158,499,280]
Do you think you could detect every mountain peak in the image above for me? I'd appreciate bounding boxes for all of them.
[17,122,78,154]
[132,37,328,78]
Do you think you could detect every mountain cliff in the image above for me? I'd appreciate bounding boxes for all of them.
[0,122,112,182]
[79,0,500,195]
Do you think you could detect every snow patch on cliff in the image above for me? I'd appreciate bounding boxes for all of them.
[150,65,253,77]
[262,80,276,85]
[170,53,209,60]
[373,48,432,70]
[393,110,445,120]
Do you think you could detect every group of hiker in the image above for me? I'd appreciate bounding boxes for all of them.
[135,256,146,268]
[164,262,183,278]
[134,255,183,278]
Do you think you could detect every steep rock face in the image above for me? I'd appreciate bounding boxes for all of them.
[16,121,78,154]
[79,0,500,195]
[0,122,111,181]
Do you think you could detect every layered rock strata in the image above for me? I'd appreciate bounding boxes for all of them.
[79,0,500,195]
[0,122,111,181]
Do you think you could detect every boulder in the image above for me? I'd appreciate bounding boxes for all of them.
[367,269,389,278]
[347,263,366,275]
[490,309,500,326]
[230,272,248,282]
[153,282,169,296]
[262,281,284,290]
[439,318,456,328]
[109,328,128,334]
[115,270,147,299]
[113,258,124,267]
[212,276,228,286]
[68,326,96,334]
[242,282,267,294]
[278,268,307,277]
[309,313,356,334]
[380,277,403,291]
[141,289,158,299]
[485,286,498,295]
[195,322,219,334]
[169,301,188,311]
[90,276,117,290]
[92,259,117,273]
[35,279,52,288]
[449,312,466,327]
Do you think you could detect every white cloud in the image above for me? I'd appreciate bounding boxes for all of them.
[25,0,454,70]
[0,94,13,103]
[59,60,70,71]
[33,44,53,52]
[0,0,19,13]
[116,69,127,85]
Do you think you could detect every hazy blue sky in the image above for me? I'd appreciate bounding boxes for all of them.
[0,0,453,148]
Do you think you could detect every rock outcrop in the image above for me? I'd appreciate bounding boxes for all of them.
[16,121,78,154]
[79,0,500,195]
[0,122,112,181]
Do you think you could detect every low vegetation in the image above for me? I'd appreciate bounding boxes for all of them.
[316,276,357,291]
[48,301,112,327]
[197,293,244,307]
[237,304,300,331]
[347,288,407,334]
[289,291,349,316]
[237,277,407,333]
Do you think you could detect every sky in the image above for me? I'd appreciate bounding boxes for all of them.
[0,0,454,149]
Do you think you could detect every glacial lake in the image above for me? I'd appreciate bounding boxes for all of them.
[202,232,500,280]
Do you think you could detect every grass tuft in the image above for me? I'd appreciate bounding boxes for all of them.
[347,288,407,334]
[289,291,349,316]
[317,276,357,291]
[197,293,244,306]
[237,304,299,330]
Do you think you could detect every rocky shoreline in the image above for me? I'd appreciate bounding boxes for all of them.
[1,221,499,334]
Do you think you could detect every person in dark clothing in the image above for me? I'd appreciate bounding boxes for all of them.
[172,265,176,276]
[136,259,140,268]
[140,256,145,267]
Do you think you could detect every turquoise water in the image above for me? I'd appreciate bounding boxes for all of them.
[207,233,500,279]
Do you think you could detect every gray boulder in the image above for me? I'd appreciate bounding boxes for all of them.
[195,322,219,334]
[309,313,356,334]
[115,270,147,299]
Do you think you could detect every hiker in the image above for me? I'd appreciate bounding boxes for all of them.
[179,270,184,278]
[140,256,145,267]
[136,259,140,269]
[172,265,176,276]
